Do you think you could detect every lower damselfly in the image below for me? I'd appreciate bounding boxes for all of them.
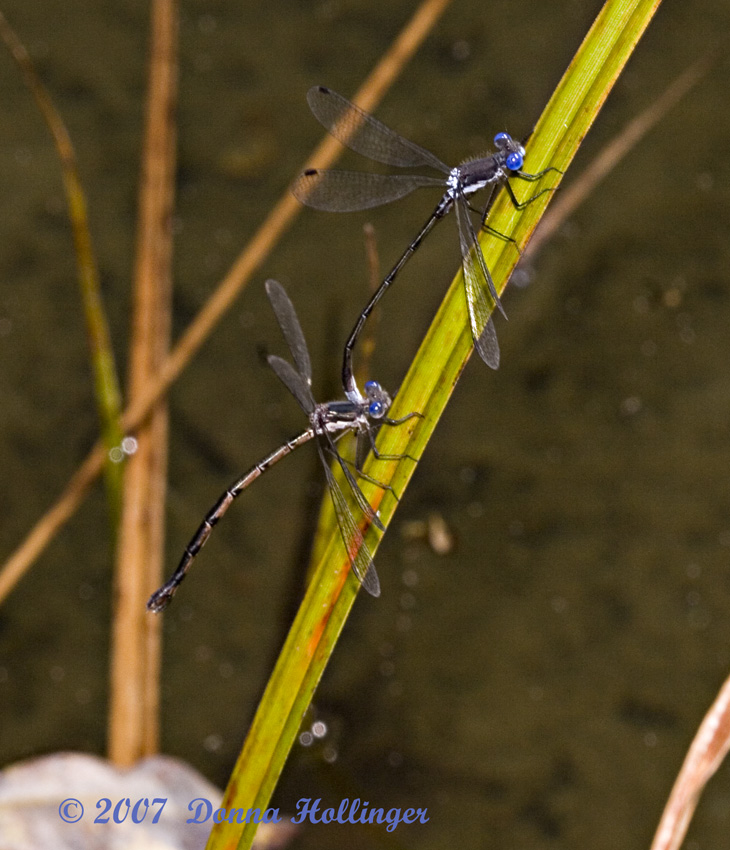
[292,86,559,402]
[148,279,414,612]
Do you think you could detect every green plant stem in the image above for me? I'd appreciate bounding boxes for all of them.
[0,11,125,527]
[206,2,665,849]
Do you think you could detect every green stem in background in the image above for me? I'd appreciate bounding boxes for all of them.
[208,1,664,849]
[0,11,125,528]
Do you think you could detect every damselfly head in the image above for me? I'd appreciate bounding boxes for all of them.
[368,400,385,418]
[364,380,391,418]
[505,150,524,171]
[493,132,525,172]
[493,131,513,149]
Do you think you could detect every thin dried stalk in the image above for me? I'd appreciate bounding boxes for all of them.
[650,672,730,850]
[0,444,107,603]
[108,0,178,765]
[524,52,712,261]
[0,0,453,605]
[358,222,382,380]
[309,222,382,570]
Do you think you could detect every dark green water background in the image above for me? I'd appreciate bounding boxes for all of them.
[1,1,730,848]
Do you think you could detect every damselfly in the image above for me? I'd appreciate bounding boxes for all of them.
[148,279,413,611]
[292,86,558,401]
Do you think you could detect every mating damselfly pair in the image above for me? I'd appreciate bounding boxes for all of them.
[148,87,558,610]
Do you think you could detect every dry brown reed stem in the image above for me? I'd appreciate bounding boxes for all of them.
[523,52,712,262]
[357,222,382,388]
[108,0,178,765]
[308,222,382,571]
[650,672,730,850]
[0,0,452,604]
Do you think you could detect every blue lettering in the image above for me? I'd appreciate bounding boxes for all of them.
[384,808,402,832]
[262,808,282,823]
[291,798,322,825]
[336,797,350,824]
[131,798,149,824]
[150,798,166,824]
[287,798,427,831]
[112,798,130,824]
[187,798,212,824]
